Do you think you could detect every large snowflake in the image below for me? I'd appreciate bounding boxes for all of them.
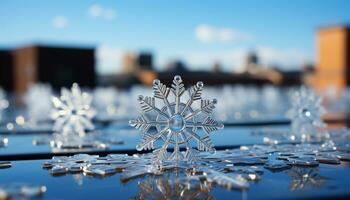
[130,75,224,163]
[287,86,326,137]
[51,83,96,137]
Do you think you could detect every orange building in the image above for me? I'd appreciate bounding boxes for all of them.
[314,26,350,95]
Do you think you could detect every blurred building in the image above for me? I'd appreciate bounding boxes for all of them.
[0,50,13,91]
[138,53,153,71]
[245,52,259,71]
[103,51,154,88]
[242,52,284,85]
[314,26,350,95]
[165,60,188,73]
[0,45,96,94]
[211,61,222,73]
[121,53,137,74]
[121,52,154,74]
[12,45,95,95]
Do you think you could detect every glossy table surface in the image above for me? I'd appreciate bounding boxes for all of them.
[1,159,350,200]
[1,122,350,200]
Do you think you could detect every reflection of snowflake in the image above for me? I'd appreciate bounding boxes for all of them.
[130,75,224,163]
[287,87,326,137]
[131,171,214,200]
[51,83,96,136]
[288,167,326,191]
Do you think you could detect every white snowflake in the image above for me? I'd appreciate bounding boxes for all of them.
[287,86,326,137]
[0,88,9,122]
[51,83,96,136]
[129,75,224,163]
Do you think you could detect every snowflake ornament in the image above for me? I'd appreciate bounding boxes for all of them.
[287,86,326,138]
[130,75,224,164]
[51,83,96,136]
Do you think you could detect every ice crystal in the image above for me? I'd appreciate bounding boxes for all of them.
[129,75,224,163]
[51,83,96,136]
[287,86,326,138]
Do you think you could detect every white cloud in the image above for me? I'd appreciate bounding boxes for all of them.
[88,4,116,20]
[52,16,69,29]
[96,45,123,74]
[184,46,311,71]
[195,24,253,44]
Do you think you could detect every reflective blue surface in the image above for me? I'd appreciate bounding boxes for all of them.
[1,160,350,199]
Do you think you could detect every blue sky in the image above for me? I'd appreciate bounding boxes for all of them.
[1,0,350,74]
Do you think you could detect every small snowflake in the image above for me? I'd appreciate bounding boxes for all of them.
[0,88,9,122]
[130,75,224,163]
[287,87,326,137]
[51,83,96,136]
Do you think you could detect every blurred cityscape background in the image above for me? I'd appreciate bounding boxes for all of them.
[0,0,350,99]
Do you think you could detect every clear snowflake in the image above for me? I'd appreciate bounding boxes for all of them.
[287,86,326,138]
[51,83,96,136]
[129,75,224,163]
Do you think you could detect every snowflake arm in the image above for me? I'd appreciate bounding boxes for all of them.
[153,79,173,116]
[171,75,185,114]
[136,129,169,151]
[138,95,169,119]
[153,131,173,163]
[181,81,203,116]
[186,116,224,135]
[129,115,168,133]
[184,99,217,121]
[183,129,215,153]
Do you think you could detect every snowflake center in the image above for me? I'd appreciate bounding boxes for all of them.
[71,109,78,115]
[301,108,311,118]
[168,114,185,133]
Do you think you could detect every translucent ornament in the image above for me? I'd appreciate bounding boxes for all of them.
[51,83,96,136]
[130,75,224,164]
[287,86,326,138]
